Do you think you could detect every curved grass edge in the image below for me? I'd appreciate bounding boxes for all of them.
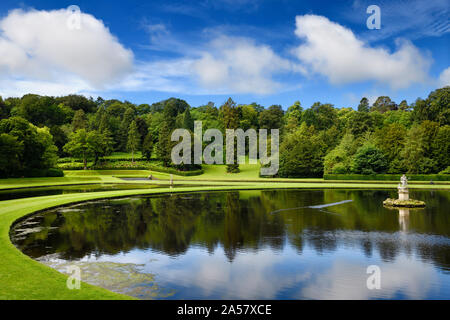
[0,184,263,300]
[0,183,447,300]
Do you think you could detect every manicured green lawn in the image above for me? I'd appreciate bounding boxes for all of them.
[0,185,273,299]
[1,167,449,190]
[0,171,168,190]
[0,186,249,299]
[0,192,139,299]
[0,176,103,190]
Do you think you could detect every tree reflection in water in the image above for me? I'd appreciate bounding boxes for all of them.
[11,189,450,299]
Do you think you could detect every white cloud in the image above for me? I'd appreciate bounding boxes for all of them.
[192,36,300,94]
[115,59,196,93]
[144,22,170,44]
[145,23,168,34]
[348,0,450,41]
[299,256,438,300]
[0,8,440,98]
[0,8,298,96]
[0,78,91,98]
[438,67,450,87]
[121,35,303,95]
[293,15,432,89]
[0,8,133,92]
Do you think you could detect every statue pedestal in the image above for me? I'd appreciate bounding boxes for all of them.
[398,187,409,200]
[384,175,425,208]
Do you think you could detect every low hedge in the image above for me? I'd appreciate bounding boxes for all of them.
[93,161,150,170]
[0,168,65,178]
[323,174,450,181]
[57,162,90,170]
[57,161,204,176]
[44,168,65,177]
[146,165,204,176]
[58,157,147,164]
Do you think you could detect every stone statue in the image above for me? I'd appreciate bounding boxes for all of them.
[384,174,425,207]
[398,174,409,200]
[400,174,408,187]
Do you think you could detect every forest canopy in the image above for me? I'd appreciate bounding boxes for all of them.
[0,87,449,178]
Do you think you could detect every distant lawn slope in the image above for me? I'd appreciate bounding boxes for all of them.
[1,166,449,190]
[0,176,103,190]
[54,153,450,183]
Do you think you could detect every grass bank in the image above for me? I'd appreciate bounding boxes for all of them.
[0,184,285,299]
[0,186,246,299]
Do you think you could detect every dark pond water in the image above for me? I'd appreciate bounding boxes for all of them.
[0,184,176,201]
[11,189,450,300]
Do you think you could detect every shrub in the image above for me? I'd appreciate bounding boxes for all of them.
[279,123,326,178]
[45,168,64,177]
[57,162,89,170]
[352,145,388,174]
[148,165,203,176]
[23,168,64,178]
[226,164,240,174]
[439,166,450,175]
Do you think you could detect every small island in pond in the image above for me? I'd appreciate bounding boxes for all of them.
[383,175,426,208]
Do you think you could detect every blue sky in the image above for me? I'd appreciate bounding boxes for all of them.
[0,0,448,109]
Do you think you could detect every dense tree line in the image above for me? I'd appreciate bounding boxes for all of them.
[0,87,448,178]
[280,87,449,177]
[0,116,58,177]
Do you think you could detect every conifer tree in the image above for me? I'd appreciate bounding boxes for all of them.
[127,120,140,163]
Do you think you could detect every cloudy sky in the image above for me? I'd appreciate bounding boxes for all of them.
[0,0,448,108]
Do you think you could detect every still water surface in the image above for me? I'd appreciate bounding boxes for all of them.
[11,189,450,299]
